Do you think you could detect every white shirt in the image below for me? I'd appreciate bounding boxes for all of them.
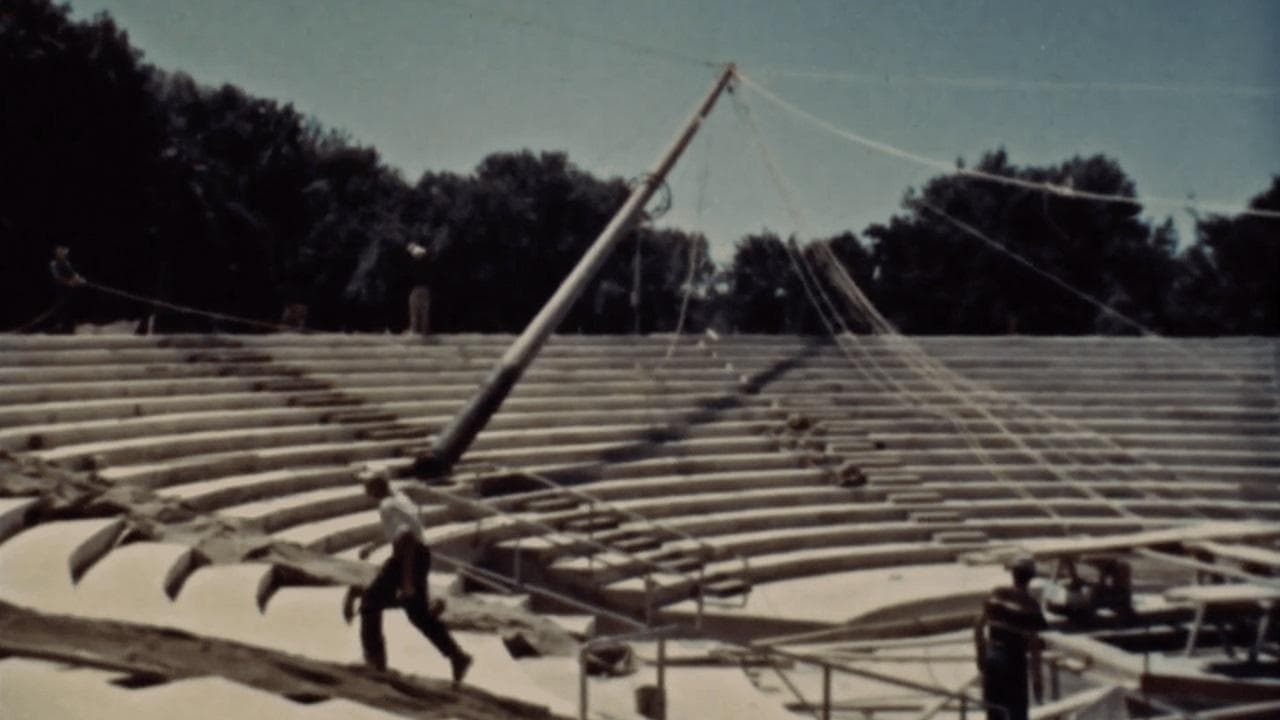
[379,489,423,545]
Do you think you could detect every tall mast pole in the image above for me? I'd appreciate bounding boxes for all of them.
[414,62,737,478]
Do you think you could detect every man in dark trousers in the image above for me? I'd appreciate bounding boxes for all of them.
[358,468,472,684]
[406,242,431,336]
[974,555,1047,720]
[42,246,86,332]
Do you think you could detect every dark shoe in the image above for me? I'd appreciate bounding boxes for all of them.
[451,652,472,686]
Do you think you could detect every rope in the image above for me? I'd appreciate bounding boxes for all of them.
[752,66,1280,99]
[730,87,1190,523]
[86,281,306,334]
[729,92,853,339]
[812,236,1162,521]
[735,71,1280,221]
[915,198,1256,389]
[430,548,648,631]
[659,131,713,362]
[485,463,747,577]
[731,87,1056,515]
[812,171,1216,518]
[729,75,1252,521]
[422,479,710,584]
[659,239,702,362]
[632,232,643,335]
[5,300,63,333]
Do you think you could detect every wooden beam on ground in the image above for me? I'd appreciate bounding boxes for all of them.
[753,610,978,648]
[1029,684,1121,720]
[1136,548,1280,588]
[1164,583,1280,661]
[1040,631,1145,682]
[962,522,1280,566]
[1151,699,1280,720]
[1045,631,1280,703]
[1187,541,1280,573]
[0,600,570,720]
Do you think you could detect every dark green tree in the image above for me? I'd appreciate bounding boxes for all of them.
[862,151,1179,334]
[722,233,813,333]
[1170,178,1280,335]
[148,75,318,330]
[404,150,705,334]
[1,0,166,328]
[295,145,410,330]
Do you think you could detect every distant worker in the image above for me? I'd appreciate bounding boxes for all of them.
[1044,555,1133,622]
[974,555,1048,720]
[42,245,87,333]
[406,241,431,335]
[1089,556,1133,618]
[357,467,472,684]
[49,246,86,288]
[1044,557,1094,622]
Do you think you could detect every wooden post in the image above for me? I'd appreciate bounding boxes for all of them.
[821,664,832,720]
[657,637,667,720]
[579,646,589,720]
[413,63,738,478]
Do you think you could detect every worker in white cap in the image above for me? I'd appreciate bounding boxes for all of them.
[356,466,472,685]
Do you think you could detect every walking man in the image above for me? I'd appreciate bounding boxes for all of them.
[358,468,472,684]
[974,555,1047,720]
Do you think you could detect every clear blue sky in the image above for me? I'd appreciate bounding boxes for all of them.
[70,0,1279,261]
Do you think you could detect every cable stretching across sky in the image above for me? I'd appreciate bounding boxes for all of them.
[734,71,1280,221]
[428,4,1276,223]
[751,66,1280,99]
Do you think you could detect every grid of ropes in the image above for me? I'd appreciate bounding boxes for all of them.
[724,80,1246,526]
[724,66,1272,502]
[732,69,1276,522]
[728,87,1074,520]
[87,280,308,334]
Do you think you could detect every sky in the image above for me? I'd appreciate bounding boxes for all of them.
[68,0,1280,262]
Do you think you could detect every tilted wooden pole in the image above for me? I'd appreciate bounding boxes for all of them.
[413,62,737,478]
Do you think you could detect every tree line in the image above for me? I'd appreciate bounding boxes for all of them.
[3,1,1276,336]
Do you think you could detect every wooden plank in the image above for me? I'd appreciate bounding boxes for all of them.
[1151,700,1280,720]
[963,522,1280,565]
[1136,548,1280,588]
[67,517,127,583]
[0,497,39,545]
[1039,631,1145,680]
[1165,583,1280,604]
[1188,541,1280,570]
[1030,684,1120,720]
[1045,632,1280,702]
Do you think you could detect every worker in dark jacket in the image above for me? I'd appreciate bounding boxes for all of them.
[974,555,1047,720]
[43,246,86,332]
